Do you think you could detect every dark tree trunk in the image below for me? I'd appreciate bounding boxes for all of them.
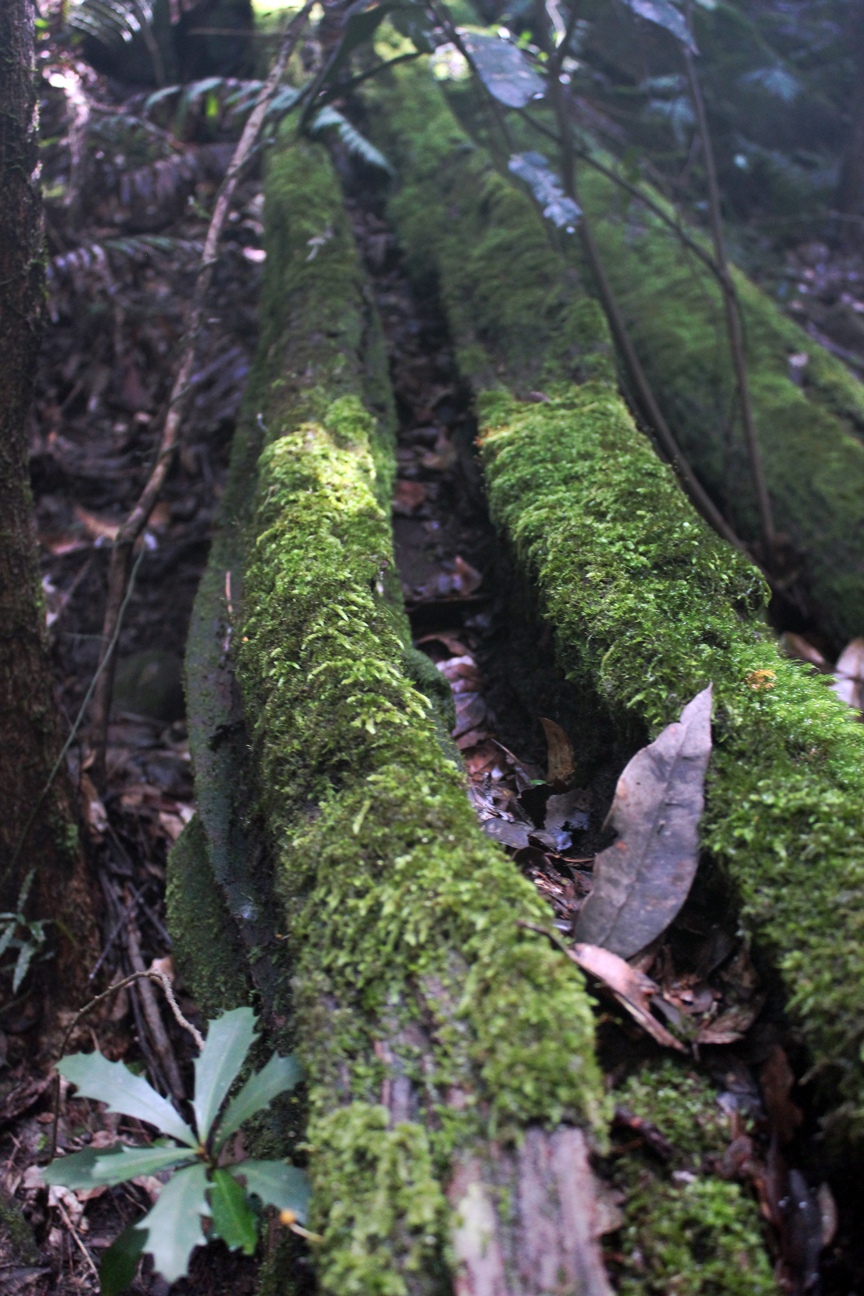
[837,0,864,240]
[0,0,99,1020]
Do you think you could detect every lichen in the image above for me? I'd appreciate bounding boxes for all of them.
[609,1062,777,1295]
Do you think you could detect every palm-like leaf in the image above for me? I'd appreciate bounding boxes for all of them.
[214,1050,302,1149]
[57,1051,197,1147]
[193,1006,256,1141]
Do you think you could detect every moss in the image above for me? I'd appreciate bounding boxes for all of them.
[610,1063,776,1296]
[166,815,251,1023]
[368,65,864,1137]
[478,384,864,1134]
[307,1103,448,1295]
[576,167,864,648]
[178,126,607,1294]
[363,59,615,394]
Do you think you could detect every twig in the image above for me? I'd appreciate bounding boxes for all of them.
[89,0,316,789]
[125,919,184,1101]
[88,885,144,982]
[53,1193,99,1280]
[0,543,146,892]
[546,85,745,550]
[49,968,204,1158]
[682,42,775,561]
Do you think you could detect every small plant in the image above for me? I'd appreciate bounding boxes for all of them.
[0,871,50,994]
[44,1007,309,1293]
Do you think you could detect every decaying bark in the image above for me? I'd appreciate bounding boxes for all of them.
[171,131,614,1294]
[0,0,99,1012]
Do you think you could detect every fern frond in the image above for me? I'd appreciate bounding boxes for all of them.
[310,107,392,174]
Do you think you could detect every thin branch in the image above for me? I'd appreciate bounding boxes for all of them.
[682,44,775,560]
[49,968,203,1158]
[0,542,146,892]
[90,0,315,788]
[532,21,745,551]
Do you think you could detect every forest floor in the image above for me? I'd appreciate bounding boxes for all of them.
[3,50,864,1296]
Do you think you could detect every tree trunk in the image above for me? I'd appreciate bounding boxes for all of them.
[837,0,864,238]
[0,0,99,1018]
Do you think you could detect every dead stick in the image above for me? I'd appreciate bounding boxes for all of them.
[89,0,315,788]
[682,44,775,562]
[125,919,184,1101]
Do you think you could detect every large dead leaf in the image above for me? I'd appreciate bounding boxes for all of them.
[574,685,712,958]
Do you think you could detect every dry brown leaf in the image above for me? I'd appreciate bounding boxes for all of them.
[73,504,120,542]
[570,942,686,1051]
[782,633,829,671]
[574,685,712,958]
[695,996,765,1045]
[759,1044,803,1146]
[540,717,575,784]
[392,480,427,515]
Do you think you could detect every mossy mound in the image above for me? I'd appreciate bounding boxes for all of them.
[609,1063,776,1295]
[369,60,864,1141]
[577,166,864,648]
[172,127,607,1294]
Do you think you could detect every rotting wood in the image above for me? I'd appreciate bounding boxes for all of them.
[171,130,614,1295]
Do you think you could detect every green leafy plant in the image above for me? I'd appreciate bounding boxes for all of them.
[0,871,51,994]
[44,1007,309,1293]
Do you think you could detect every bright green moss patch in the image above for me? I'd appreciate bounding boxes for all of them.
[236,391,607,1290]
[610,1062,776,1296]
[364,58,614,393]
[479,384,864,1134]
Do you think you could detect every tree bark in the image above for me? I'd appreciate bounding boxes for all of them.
[0,0,99,1016]
[837,0,864,238]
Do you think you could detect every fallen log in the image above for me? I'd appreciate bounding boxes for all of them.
[366,60,864,1150]
[169,128,614,1294]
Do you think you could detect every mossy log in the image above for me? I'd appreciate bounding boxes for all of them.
[576,165,864,648]
[366,61,864,1143]
[171,128,616,1295]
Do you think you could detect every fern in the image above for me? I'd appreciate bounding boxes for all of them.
[310,106,392,174]
[67,0,154,47]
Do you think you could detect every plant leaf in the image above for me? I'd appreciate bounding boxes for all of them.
[100,1224,148,1296]
[570,943,686,1051]
[574,684,712,957]
[12,941,35,994]
[44,1143,191,1190]
[193,1007,257,1143]
[209,1168,259,1254]
[621,0,697,53]
[300,2,394,126]
[214,1052,302,1149]
[57,1052,197,1148]
[310,107,393,173]
[508,152,581,230]
[461,32,545,108]
[137,1163,210,1283]
[232,1159,310,1223]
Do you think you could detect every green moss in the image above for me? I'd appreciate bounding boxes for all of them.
[307,1103,448,1295]
[368,65,864,1137]
[166,815,251,1023]
[478,384,864,1135]
[576,167,864,648]
[177,125,608,1294]
[610,1063,776,1295]
[363,59,614,394]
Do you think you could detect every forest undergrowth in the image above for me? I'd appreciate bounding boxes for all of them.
[6,27,864,1296]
